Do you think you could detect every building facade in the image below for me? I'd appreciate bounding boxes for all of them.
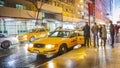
[0,0,91,35]
[113,0,120,24]
[95,0,113,24]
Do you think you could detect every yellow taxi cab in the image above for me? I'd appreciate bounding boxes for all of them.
[17,28,49,42]
[27,30,84,56]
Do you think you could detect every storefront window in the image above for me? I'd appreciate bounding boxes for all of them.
[16,4,26,9]
[0,19,2,33]
[5,2,16,8]
[0,1,4,6]
[53,1,56,6]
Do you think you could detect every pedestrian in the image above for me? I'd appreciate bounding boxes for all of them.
[83,22,90,47]
[109,21,115,47]
[114,24,119,37]
[98,24,102,38]
[101,24,107,47]
[91,22,99,47]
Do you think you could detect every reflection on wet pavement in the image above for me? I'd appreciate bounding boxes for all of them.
[0,43,52,68]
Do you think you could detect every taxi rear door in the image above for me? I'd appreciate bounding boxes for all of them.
[36,28,48,38]
[77,30,84,45]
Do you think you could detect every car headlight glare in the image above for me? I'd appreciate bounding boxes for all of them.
[16,35,18,38]
[24,35,27,37]
[45,44,55,49]
[29,44,33,48]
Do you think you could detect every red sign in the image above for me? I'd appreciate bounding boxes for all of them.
[89,3,93,15]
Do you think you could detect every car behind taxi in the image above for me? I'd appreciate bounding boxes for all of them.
[17,28,49,42]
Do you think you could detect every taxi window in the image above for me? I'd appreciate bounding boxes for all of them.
[39,29,45,32]
[30,29,46,33]
[29,29,37,33]
[69,31,76,37]
[0,34,6,38]
[50,32,58,37]
[78,31,84,36]
[49,31,69,38]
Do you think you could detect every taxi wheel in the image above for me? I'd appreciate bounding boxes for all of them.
[29,36,35,42]
[58,45,68,55]
[1,41,11,49]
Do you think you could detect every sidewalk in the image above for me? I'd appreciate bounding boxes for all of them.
[35,33,120,68]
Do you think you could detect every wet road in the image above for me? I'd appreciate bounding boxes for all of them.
[0,43,53,68]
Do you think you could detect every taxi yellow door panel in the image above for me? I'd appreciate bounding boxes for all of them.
[36,32,47,38]
[70,37,77,46]
[36,29,48,38]
[77,36,84,44]
[77,30,84,44]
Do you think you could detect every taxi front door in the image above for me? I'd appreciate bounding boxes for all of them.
[69,32,77,47]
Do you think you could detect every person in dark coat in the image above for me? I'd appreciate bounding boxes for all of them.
[99,24,102,38]
[114,25,119,37]
[109,21,115,47]
[83,22,90,47]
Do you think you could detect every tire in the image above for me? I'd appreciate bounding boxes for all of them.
[29,36,35,42]
[1,41,11,49]
[36,54,46,59]
[58,44,68,55]
[69,46,74,51]
[81,44,85,46]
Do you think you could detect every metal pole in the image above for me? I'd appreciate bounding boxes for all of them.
[88,3,91,46]
[88,3,90,26]
[36,0,43,26]
[93,0,95,22]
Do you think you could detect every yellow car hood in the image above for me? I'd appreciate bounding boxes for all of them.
[33,37,65,44]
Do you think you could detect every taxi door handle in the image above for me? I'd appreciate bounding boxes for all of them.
[71,40,76,42]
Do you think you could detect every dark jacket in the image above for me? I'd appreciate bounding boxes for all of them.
[99,26,102,37]
[110,24,115,35]
[83,24,90,37]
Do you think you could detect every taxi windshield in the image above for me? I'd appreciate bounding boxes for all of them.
[29,28,45,33]
[48,31,70,38]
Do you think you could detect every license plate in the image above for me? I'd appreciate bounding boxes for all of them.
[34,50,39,53]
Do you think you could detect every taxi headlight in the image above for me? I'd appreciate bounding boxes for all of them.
[29,43,33,48]
[45,44,55,49]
